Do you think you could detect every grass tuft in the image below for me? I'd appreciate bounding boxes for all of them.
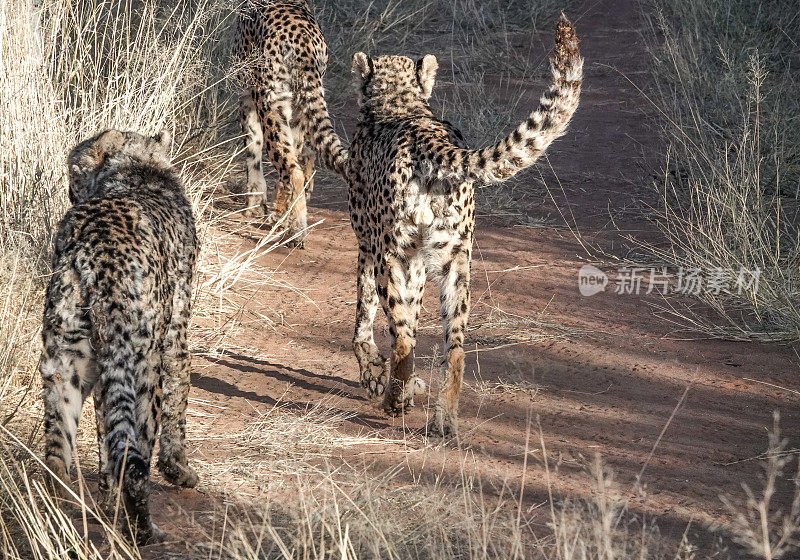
[640,0,800,341]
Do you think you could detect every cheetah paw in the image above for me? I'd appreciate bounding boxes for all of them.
[362,370,387,398]
[128,520,166,546]
[381,376,427,416]
[426,408,458,439]
[45,466,75,505]
[356,343,389,398]
[157,456,199,488]
[264,210,282,228]
[285,230,307,249]
[243,204,266,218]
[145,523,167,545]
[97,479,119,511]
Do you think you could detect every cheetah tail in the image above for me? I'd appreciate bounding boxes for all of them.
[300,74,350,180]
[441,14,582,185]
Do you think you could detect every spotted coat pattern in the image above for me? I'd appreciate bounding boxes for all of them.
[237,0,347,247]
[344,16,583,436]
[41,130,199,544]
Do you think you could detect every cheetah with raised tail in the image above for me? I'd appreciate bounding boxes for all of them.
[41,130,199,543]
[346,15,583,436]
[237,0,347,247]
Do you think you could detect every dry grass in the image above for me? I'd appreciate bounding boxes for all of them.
[719,413,800,560]
[188,397,412,499]
[187,423,707,560]
[0,424,141,560]
[207,466,533,560]
[639,0,800,341]
[5,382,798,559]
[0,253,43,428]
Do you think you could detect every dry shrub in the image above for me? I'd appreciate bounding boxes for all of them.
[719,413,800,560]
[640,0,800,341]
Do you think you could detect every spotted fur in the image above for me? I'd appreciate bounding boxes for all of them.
[41,130,199,544]
[237,0,347,247]
[344,15,583,436]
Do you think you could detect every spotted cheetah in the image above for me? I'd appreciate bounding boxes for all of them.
[346,15,583,436]
[237,0,347,247]
[41,130,199,543]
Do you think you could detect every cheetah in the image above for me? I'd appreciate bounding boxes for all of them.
[346,15,583,436]
[41,130,199,543]
[237,0,347,247]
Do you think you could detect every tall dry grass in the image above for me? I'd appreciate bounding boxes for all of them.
[0,0,241,380]
[1,0,237,248]
[641,0,800,341]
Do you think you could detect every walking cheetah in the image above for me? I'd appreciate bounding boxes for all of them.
[41,130,199,543]
[347,15,583,436]
[237,0,347,247]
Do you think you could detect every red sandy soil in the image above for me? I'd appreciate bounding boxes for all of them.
[141,0,799,556]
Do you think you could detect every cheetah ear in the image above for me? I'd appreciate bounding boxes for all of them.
[153,129,171,149]
[88,130,125,163]
[416,54,438,99]
[352,52,373,83]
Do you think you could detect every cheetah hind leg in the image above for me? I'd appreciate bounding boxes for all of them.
[425,244,471,439]
[300,143,315,201]
[377,257,428,415]
[260,100,307,248]
[94,389,120,510]
[156,279,199,490]
[355,341,390,398]
[283,167,308,248]
[40,335,97,505]
[264,168,307,248]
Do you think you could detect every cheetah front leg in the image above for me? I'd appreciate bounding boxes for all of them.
[157,279,198,489]
[241,91,269,217]
[353,246,389,398]
[377,250,428,416]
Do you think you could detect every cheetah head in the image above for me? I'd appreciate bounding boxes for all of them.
[352,52,438,107]
[67,129,172,204]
